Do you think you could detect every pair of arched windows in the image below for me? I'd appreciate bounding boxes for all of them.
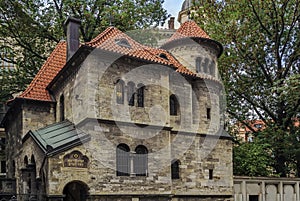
[196,57,215,76]
[116,144,148,176]
[116,80,144,107]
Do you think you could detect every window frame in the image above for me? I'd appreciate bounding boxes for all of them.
[170,94,179,116]
[171,159,180,179]
[196,57,202,73]
[134,145,148,176]
[127,82,135,106]
[137,84,145,107]
[116,79,125,104]
[116,144,130,176]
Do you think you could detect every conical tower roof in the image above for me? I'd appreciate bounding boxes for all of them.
[161,20,223,57]
[166,20,210,43]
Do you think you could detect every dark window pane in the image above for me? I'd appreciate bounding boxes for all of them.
[196,57,202,73]
[116,144,130,176]
[207,108,211,120]
[209,169,213,180]
[171,160,180,179]
[1,161,5,173]
[249,195,259,201]
[127,82,135,106]
[170,95,178,116]
[116,80,125,104]
[137,85,144,107]
[134,145,148,176]
[59,95,65,121]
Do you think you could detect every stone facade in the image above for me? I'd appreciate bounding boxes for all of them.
[1,11,233,201]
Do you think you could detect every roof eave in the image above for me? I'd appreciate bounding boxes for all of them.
[161,37,223,58]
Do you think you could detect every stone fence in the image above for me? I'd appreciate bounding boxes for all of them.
[234,176,300,201]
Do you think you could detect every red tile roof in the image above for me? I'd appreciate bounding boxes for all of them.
[86,27,195,76]
[166,20,210,43]
[19,42,66,102]
[18,23,214,102]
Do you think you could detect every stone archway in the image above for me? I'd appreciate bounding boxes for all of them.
[63,181,88,201]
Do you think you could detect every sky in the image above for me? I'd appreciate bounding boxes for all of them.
[162,0,183,28]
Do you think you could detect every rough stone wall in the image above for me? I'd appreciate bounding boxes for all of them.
[4,101,55,196]
[45,120,232,199]
[45,46,233,200]
[168,44,218,78]
[170,133,232,196]
[4,105,23,181]
[22,102,56,136]
[47,120,171,195]
[17,137,45,195]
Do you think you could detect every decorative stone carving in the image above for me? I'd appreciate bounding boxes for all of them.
[63,151,89,168]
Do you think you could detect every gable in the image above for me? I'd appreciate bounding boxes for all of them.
[23,120,90,156]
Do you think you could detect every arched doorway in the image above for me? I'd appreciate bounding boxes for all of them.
[63,181,88,201]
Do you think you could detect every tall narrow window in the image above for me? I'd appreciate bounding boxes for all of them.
[59,94,65,121]
[209,169,213,180]
[209,60,215,76]
[134,145,148,176]
[203,58,209,73]
[127,82,135,106]
[207,108,211,120]
[1,161,6,173]
[171,160,180,179]
[137,84,144,107]
[170,95,178,116]
[116,144,130,176]
[196,57,202,73]
[116,79,125,104]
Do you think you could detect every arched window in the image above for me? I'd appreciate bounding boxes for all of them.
[171,159,180,179]
[209,60,215,76]
[196,57,202,73]
[134,145,148,176]
[116,144,130,176]
[12,160,15,177]
[203,58,209,73]
[137,84,145,107]
[170,94,179,116]
[24,156,28,166]
[116,79,125,104]
[127,82,135,106]
[31,155,35,165]
[59,94,65,121]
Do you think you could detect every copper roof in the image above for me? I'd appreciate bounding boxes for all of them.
[166,20,210,43]
[19,42,67,102]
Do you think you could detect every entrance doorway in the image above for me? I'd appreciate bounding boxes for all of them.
[63,181,88,201]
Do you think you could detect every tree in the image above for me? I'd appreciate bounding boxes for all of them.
[194,0,300,176]
[0,0,169,102]
[233,139,274,177]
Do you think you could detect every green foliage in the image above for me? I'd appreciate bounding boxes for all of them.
[0,0,169,102]
[195,0,300,176]
[233,140,274,177]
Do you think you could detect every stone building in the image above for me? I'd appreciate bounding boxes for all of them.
[1,3,233,201]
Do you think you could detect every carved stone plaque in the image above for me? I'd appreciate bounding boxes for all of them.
[63,151,88,168]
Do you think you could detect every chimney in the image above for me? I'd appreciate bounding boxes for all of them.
[168,17,175,29]
[64,17,81,60]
